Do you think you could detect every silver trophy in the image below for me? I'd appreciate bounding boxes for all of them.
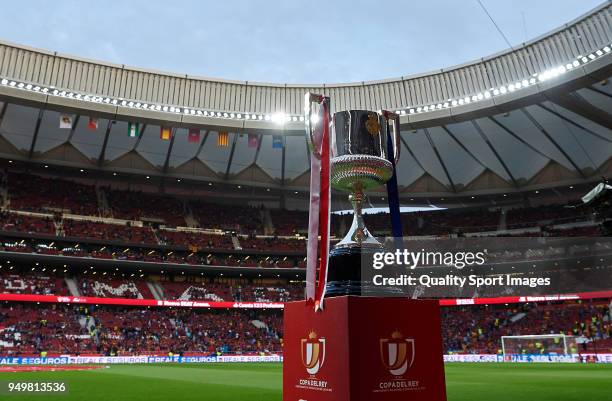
[305,93,400,296]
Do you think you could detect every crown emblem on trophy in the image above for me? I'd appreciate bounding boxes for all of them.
[365,113,380,136]
[391,330,403,340]
[308,330,318,340]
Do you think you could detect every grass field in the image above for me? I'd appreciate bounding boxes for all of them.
[1,363,611,401]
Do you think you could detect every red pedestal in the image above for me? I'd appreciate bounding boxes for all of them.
[283,296,447,401]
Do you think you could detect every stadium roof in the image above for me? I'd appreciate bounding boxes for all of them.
[0,2,610,198]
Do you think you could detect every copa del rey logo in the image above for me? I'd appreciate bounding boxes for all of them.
[380,331,415,376]
[301,331,326,375]
[375,331,422,393]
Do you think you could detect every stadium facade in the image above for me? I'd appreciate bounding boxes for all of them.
[0,2,609,208]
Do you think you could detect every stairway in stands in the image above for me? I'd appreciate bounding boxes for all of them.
[262,208,274,235]
[498,209,507,231]
[183,203,199,228]
[147,282,164,300]
[65,277,81,296]
[231,235,242,250]
[96,186,112,217]
[0,170,8,209]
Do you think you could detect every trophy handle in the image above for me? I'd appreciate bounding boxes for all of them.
[379,110,401,165]
[305,92,330,159]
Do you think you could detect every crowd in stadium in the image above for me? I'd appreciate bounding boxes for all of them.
[0,170,603,275]
[0,299,609,357]
[0,303,283,356]
[442,299,612,355]
[0,169,609,359]
[0,269,303,302]
[0,170,598,236]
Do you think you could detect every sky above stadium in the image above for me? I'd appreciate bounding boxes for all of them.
[0,0,605,84]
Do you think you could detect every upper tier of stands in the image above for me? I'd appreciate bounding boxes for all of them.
[0,171,602,265]
[105,189,186,227]
[8,172,99,216]
[4,171,596,236]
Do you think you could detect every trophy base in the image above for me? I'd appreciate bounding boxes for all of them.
[326,246,402,297]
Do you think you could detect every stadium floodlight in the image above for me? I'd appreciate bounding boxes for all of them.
[501,334,577,356]
[271,112,285,123]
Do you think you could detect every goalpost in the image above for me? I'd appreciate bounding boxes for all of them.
[501,334,578,355]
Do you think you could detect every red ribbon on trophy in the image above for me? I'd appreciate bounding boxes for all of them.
[305,93,331,311]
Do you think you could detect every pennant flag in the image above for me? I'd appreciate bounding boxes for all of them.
[127,122,140,138]
[248,133,259,148]
[272,135,283,149]
[87,117,98,131]
[188,128,201,143]
[160,126,172,140]
[217,131,229,147]
[59,115,72,129]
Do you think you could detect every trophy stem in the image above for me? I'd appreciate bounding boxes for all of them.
[335,187,381,249]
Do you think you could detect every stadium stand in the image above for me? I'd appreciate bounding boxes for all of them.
[1,299,608,356]
[7,172,99,216]
[190,200,263,233]
[63,220,158,244]
[0,303,283,356]
[105,189,186,227]
[0,271,69,295]
[0,212,56,235]
[442,299,612,354]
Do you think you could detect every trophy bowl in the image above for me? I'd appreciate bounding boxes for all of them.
[306,96,400,297]
[330,110,394,194]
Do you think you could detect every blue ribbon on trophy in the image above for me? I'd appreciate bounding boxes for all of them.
[383,112,403,247]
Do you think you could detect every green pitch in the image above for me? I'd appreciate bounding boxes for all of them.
[1,363,611,401]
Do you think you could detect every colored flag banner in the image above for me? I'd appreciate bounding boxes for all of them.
[188,128,201,143]
[87,117,98,131]
[160,126,172,140]
[248,133,259,148]
[272,135,283,149]
[217,131,229,147]
[59,115,72,129]
[128,122,140,138]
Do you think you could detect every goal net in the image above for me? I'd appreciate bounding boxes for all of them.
[501,334,578,355]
